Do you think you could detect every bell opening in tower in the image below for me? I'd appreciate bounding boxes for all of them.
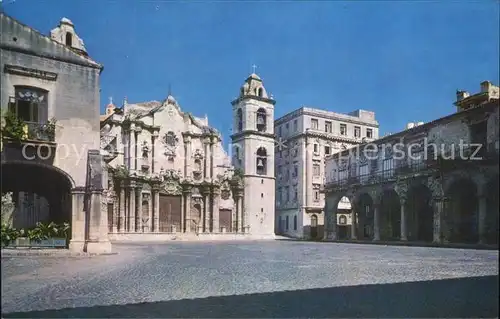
[256,108,267,132]
[256,147,267,175]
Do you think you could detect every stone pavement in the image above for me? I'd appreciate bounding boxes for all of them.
[1,241,498,317]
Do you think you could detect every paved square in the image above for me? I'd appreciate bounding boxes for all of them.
[1,241,498,317]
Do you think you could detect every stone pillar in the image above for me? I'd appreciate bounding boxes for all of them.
[210,138,216,179]
[212,188,220,233]
[324,195,337,240]
[119,185,126,232]
[153,188,160,232]
[350,203,357,240]
[184,136,192,179]
[129,125,136,171]
[128,182,136,232]
[86,190,112,252]
[147,193,153,232]
[151,133,158,174]
[69,187,86,252]
[112,194,118,233]
[373,203,380,241]
[400,198,408,241]
[184,188,192,233]
[136,187,143,232]
[204,140,209,180]
[478,194,487,244]
[236,193,243,232]
[180,192,185,233]
[203,190,210,232]
[433,197,445,244]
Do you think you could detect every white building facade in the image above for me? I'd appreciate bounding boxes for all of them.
[274,107,379,239]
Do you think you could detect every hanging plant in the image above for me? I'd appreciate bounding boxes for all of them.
[1,110,27,143]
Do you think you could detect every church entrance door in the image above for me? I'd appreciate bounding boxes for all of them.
[159,194,181,232]
[219,209,232,232]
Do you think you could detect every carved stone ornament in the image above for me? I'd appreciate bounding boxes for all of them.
[394,180,408,201]
[221,190,231,200]
[163,180,182,196]
[162,131,179,159]
[193,149,204,160]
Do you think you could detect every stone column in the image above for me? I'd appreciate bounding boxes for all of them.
[153,188,160,232]
[184,188,192,233]
[147,193,153,232]
[180,192,185,233]
[324,195,337,240]
[203,189,210,232]
[400,198,407,241]
[236,193,243,232]
[129,125,136,171]
[212,188,220,233]
[210,138,216,179]
[119,185,126,232]
[373,203,380,241]
[350,202,357,240]
[68,187,86,253]
[128,182,136,232]
[204,140,209,180]
[112,194,118,233]
[136,187,143,232]
[432,197,444,244]
[151,133,158,174]
[478,193,487,244]
[184,136,192,179]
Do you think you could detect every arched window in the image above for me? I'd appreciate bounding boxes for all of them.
[256,147,267,175]
[256,108,267,132]
[311,214,318,227]
[293,215,297,230]
[237,108,243,131]
[258,87,263,97]
[65,32,73,46]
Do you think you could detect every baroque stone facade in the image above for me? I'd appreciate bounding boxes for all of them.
[274,107,379,239]
[323,82,499,246]
[101,93,246,239]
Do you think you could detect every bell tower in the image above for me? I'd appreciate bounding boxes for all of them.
[231,71,276,238]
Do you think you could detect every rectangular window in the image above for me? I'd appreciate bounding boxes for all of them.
[311,118,319,130]
[339,169,348,180]
[325,121,332,133]
[293,119,298,132]
[285,123,289,131]
[313,144,318,153]
[340,124,347,136]
[358,164,369,183]
[354,126,361,138]
[366,128,373,138]
[325,146,331,155]
[9,95,40,123]
[313,164,321,176]
[277,187,282,203]
[293,164,298,177]
[314,190,320,201]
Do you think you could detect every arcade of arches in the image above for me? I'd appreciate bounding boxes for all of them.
[324,175,499,245]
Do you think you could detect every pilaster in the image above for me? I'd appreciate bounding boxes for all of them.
[212,187,220,232]
[68,187,85,253]
[202,187,211,232]
[152,185,160,232]
[136,184,143,232]
[128,181,136,232]
[183,185,192,233]
[373,203,380,241]
[119,183,126,232]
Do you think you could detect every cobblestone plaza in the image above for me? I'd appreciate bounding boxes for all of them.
[1,241,498,317]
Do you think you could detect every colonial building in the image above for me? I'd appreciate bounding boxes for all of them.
[102,74,278,240]
[0,14,110,253]
[323,81,499,246]
[274,107,379,239]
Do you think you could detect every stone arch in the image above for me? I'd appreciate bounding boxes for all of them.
[379,187,401,240]
[406,183,433,242]
[256,108,267,132]
[323,192,346,240]
[445,176,479,244]
[1,161,74,232]
[352,191,375,240]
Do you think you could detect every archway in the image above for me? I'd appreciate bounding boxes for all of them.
[485,176,499,245]
[336,196,351,240]
[446,178,478,244]
[1,162,73,234]
[379,189,401,240]
[406,184,433,242]
[355,193,374,240]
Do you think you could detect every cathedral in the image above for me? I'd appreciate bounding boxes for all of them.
[101,73,276,240]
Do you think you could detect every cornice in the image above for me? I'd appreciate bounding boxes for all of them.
[231,95,276,106]
[275,108,379,128]
[231,130,275,140]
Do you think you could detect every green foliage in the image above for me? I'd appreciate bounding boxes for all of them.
[110,165,130,180]
[26,222,70,243]
[38,117,57,141]
[1,110,26,142]
[1,192,15,227]
[0,224,21,247]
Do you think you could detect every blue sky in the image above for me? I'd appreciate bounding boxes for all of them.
[4,0,499,143]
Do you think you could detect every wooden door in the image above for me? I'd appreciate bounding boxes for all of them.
[159,195,181,232]
[219,209,232,232]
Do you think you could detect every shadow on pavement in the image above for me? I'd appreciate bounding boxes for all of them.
[3,275,498,318]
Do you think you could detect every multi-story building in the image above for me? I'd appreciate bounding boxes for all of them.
[1,14,111,253]
[274,107,379,239]
[323,81,499,246]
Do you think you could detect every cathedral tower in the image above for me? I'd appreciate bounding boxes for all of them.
[231,72,276,238]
